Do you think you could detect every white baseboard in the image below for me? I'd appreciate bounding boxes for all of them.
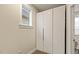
[27,48,37,54]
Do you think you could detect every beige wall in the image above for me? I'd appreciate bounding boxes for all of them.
[66,4,74,54]
[0,4,37,53]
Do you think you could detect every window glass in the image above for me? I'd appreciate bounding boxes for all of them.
[75,16,79,35]
[21,4,32,26]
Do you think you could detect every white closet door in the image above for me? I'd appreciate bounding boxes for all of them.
[53,5,65,54]
[43,9,53,53]
[37,12,44,51]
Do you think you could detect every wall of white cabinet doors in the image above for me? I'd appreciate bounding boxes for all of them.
[36,5,65,54]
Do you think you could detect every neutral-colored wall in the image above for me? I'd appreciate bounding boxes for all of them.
[66,4,75,54]
[0,4,37,53]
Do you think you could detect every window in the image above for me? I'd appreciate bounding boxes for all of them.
[75,16,79,35]
[19,4,32,29]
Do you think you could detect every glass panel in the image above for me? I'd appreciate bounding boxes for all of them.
[75,17,79,35]
[22,5,30,25]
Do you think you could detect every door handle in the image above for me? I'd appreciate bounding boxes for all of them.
[43,27,44,40]
[43,27,44,50]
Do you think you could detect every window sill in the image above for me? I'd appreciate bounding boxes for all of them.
[19,24,33,29]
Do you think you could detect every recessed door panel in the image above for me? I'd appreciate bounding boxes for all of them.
[37,12,44,51]
[43,9,53,53]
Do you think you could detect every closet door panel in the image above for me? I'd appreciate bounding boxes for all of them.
[43,9,53,53]
[53,5,65,54]
[37,13,44,51]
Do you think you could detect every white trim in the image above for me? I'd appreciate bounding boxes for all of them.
[27,48,37,54]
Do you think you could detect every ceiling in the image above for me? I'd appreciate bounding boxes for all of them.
[32,4,65,12]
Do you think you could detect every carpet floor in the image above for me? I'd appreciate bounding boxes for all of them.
[32,50,47,54]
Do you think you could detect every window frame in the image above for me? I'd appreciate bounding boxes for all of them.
[19,4,32,29]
